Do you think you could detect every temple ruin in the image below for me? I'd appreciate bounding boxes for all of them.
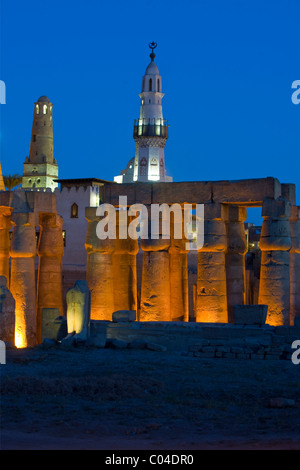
[0,175,299,348]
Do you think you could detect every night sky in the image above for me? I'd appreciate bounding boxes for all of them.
[1,0,300,225]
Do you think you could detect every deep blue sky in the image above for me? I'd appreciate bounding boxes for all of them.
[0,0,300,224]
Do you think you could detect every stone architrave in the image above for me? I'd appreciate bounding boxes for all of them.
[290,205,300,324]
[10,212,37,348]
[196,203,228,323]
[65,280,91,340]
[259,197,292,326]
[85,207,115,321]
[0,275,15,343]
[0,206,13,283]
[225,205,247,322]
[37,212,64,343]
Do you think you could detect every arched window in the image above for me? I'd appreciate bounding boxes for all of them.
[71,203,79,218]
[36,104,40,115]
[43,104,47,114]
[157,79,160,92]
[149,78,152,91]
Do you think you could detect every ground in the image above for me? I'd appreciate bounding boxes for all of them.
[1,344,300,450]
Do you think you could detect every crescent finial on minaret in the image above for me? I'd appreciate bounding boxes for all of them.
[149,41,157,61]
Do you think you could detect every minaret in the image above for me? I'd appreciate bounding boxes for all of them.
[22,96,58,190]
[114,43,172,183]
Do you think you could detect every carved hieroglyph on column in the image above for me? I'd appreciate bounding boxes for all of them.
[37,212,64,343]
[10,212,37,348]
[290,205,300,325]
[196,203,228,323]
[113,210,138,313]
[259,197,292,326]
[0,206,13,283]
[85,207,115,321]
[225,205,247,323]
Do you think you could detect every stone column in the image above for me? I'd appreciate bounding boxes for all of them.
[113,211,139,312]
[140,210,171,321]
[36,212,64,343]
[10,212,37,348]
[258,197,292,326]
[169,207,189,322]
[85,207,115,321]
[196,203,228,323]
[290,206,300,325]
[0,275,15,344]
[225,205,247,323]
[0,206,13,283]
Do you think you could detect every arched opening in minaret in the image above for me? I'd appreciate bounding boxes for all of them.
[149,78,152,91]
[157,78,160,92]
[71,203,79,218]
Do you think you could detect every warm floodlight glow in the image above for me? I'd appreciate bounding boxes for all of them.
[15,328,26,349]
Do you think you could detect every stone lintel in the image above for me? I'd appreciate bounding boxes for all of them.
[100,177,282,207]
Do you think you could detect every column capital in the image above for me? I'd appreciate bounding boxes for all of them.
[85,206,115,254]
[10,211,36,258]
[198,203,227,253]
[0,206,13,229]
[260,198,292,252]
[38,212,64,258]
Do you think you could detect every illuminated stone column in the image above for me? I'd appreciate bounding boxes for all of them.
[113,210,139,312]
[225,205,247,323]
[169,208,189,321]
[36,213,64,343]
[10,212,37,348]
[290,206,300,325]
[196,203,228,323]
[0,206,13,282]
[258,198,292,326]
[140,211,171,321]
[85,207,115,321]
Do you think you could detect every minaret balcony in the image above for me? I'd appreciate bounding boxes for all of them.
[133,118,168,139]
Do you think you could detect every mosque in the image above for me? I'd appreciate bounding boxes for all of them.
[0,43,299,349]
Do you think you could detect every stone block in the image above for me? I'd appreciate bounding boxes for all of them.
[212,178,281,205]
[109,338,128,349]
[146,342,167,352]
[112,310,136,323]
[66,280,91,340]
[261,197,291,218]
[41,308,67,341]
[233,304,268,326]
[86,334,106,348]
